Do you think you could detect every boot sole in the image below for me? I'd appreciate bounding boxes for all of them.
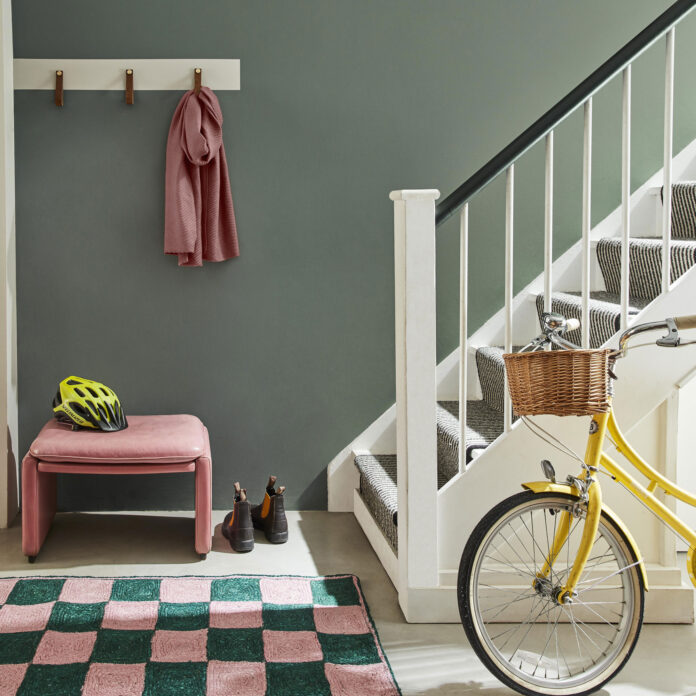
[266,530,288,544]
[230,536,255,553]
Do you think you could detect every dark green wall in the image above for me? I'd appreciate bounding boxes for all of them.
[13,0,693,510]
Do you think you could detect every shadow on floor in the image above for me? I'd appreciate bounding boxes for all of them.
[0,512,202,570]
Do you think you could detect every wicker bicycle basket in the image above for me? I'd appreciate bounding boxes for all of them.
[503,348,614,417]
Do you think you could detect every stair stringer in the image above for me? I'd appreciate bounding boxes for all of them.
[425,267,696,624]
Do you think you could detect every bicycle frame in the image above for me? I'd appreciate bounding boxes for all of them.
[532,406,696,602]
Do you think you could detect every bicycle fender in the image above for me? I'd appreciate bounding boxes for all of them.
[522,481,648,590]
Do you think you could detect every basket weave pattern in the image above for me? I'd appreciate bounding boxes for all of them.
[503,349,613,417]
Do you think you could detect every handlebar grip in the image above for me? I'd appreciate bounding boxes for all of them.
[674,315,696,330]
[565,318,580,332]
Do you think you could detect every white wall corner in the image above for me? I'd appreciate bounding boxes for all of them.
[0,0,18,529]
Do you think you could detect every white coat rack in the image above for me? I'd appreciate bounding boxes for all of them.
[13,59,240,106]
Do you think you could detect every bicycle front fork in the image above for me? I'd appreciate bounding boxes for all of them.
[535,412,610,604]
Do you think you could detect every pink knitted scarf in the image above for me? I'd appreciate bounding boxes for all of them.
[164,87,239,267]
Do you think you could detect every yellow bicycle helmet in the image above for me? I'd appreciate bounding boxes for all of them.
[52,376,128,432]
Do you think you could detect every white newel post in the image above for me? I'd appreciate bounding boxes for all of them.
[390,189,440,607]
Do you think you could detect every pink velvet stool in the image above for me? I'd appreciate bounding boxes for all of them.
[21,415,212,562]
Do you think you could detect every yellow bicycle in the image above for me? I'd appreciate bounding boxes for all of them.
[457,312,696,696]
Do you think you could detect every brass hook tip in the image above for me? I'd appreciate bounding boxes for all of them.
[195,68,202,74]
[56,70,63,76]
[126,69,133,75]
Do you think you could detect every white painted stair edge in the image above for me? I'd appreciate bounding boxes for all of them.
[328,137,696,513]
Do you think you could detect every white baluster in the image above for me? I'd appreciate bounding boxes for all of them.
[504,166,514,432]
[621,66,631,331]
[544,132,554,319]
[390,189,440,595]
[459,204,468,472]
[582,98,592,349]
[663,27,675,294]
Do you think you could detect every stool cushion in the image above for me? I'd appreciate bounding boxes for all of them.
[29,415,208,464]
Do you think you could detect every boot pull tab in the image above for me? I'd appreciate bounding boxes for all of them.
[277,486,286,496]
[266,475,277,492]
[239,488,247,502]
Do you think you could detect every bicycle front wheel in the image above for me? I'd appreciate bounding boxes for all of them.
[458,491,644,696]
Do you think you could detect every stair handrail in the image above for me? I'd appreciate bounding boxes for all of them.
[435,0,696,227]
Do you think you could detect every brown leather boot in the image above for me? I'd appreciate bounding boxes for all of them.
[251,476,288,544]
[222,483,255,553]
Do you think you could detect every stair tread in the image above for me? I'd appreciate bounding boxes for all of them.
[437,400,504,480]
[355,398,504,553]
[597,236,696,303]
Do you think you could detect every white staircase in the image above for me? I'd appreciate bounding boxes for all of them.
[328,3,696,624]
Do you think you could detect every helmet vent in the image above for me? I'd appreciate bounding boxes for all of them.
[75,388,85,397]
[67,379,82,385]
[87,387,99,398]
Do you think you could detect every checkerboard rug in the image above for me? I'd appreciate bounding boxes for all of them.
[0,574,400,696]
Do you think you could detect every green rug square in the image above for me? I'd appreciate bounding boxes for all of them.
[265,662,331,696]
[47,602,105,632]
[17,663,89,696]
[211,577,261,602]
[207,627,264,662]
[110,578,160,602]
[6,579,65,605]
[143,662,206,696]
[0,631,43,664]
[311,577,359,607]
[92,629,153,663]
[262,604,315,631]
[318,632,381,664]
[156,602,208,631]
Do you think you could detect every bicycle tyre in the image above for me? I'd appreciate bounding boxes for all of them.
[458,491,644,696]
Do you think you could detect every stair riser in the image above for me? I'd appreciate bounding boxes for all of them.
[598,238,696,302]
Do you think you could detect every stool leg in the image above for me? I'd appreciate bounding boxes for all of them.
[22,455,56,559]
[194,456,212,556]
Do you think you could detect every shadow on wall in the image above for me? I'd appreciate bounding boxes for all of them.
[5,426,18,525]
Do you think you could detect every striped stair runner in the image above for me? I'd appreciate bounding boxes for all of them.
[354,183,696,555]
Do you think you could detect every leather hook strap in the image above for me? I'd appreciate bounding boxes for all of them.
[125,69,134,105]
[55,70,63,107]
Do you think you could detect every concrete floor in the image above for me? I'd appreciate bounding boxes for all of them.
[0,510,695,695]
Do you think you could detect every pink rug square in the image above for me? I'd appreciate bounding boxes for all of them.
[82,663,146,696]
[102,600,159,630]
[207,661,266,696]
[260,577,312,605]
[151,629,208,662]
[325,663,400,696]
[0,579,17,605]
[59,578,113,604]
[160,577,211,603]
[33,630,97,664]
[314,605,370,635]
[209,601,262,629]
[0,664,28,696]
[263,630,323,663]
[0,602,54,633]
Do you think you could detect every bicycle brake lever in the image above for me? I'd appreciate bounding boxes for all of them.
[656,317,680,347]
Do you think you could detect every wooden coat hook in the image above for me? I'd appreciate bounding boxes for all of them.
[194,67,202,94]
[55,70,63,107]
[125,69,134,105]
